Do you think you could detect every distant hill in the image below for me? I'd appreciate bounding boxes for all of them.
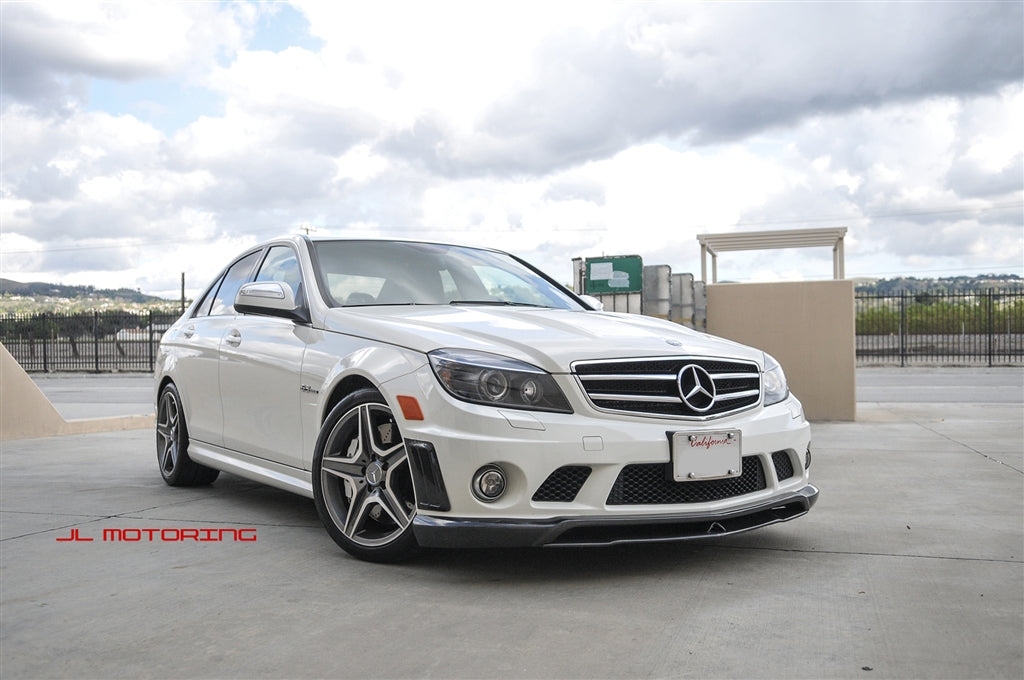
[0,278,168,304]
[854,274,1023,294]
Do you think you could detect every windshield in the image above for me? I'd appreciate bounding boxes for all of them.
[312,241,583,310]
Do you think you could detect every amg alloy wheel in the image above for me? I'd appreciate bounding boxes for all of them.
[156,383,219,486]
[312,389,418,562]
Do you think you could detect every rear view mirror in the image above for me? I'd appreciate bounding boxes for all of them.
[579,294,604,311]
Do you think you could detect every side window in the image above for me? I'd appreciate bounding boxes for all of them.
[209,251,261,317]
[191,277,223,318]
[254,246,302,298]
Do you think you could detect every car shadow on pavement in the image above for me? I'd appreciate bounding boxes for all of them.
[405,532,811,583]
[183,472,819,580]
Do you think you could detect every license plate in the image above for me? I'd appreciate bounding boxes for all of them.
[672,431,742,482]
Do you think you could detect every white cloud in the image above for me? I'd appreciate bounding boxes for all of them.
[1,1,1021,296]
[333,145,390,183]
[0,2,257,112]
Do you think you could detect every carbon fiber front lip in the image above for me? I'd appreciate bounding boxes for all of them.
[412,484,819,549]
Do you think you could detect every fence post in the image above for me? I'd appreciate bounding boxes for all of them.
[148,311,154,372]
[93,311,100,373]
[987,289,994,368]
[43,314,49,372]
[899,291,907,367]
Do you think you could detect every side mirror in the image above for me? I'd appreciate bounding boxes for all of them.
[235,282,309,323]
[578,294,604,311]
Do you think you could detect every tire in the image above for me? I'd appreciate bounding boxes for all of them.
[312,388,418,563]
[156,383,220,486]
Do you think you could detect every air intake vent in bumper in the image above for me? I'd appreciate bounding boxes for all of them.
[607,455,766,505]
[533,466,592,503]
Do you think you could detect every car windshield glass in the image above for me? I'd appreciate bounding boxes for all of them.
[312,241,582,310]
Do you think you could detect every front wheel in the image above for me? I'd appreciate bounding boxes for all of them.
[312,389,418,562]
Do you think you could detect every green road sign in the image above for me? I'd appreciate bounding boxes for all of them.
[584,255,643,294]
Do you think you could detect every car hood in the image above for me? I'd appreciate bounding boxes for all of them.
[321,306,762,373]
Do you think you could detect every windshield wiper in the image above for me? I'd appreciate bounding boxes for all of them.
[449,300,553,308]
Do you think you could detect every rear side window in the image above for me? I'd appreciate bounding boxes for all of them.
[192,278,221,318]
[208,251,261,317]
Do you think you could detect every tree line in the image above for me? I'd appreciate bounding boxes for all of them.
[855,275,1022,295]
[856,291,1024,335]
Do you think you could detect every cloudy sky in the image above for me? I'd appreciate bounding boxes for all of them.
[1,1,1022,298]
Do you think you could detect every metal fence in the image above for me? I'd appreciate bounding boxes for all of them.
[0,311,179,373]
[856,289,1024,366]
[3,291,1023,372]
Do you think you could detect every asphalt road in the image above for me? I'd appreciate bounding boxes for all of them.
[856,366,1024,403]
[31,372,156,420]
[3,368,1022,679]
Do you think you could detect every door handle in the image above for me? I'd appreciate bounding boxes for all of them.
[225,330,242,347]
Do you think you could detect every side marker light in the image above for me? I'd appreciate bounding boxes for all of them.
[397,395,424,420]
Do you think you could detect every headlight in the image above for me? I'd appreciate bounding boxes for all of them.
[762,353,789,406]
[428,349,573,413]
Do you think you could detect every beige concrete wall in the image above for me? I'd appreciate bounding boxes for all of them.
[1,342,67,440]
[707,280,856,421]
[1,343,153,441]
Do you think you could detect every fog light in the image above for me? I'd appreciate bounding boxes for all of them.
[472,465,507,502]
[805,446,812,470]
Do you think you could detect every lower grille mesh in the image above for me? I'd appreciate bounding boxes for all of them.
[771,451,795,481]
[607,455,766,505]
[533,466,592,502]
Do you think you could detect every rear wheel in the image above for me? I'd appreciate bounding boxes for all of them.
[312,389,418,562]
[156,383,220,486]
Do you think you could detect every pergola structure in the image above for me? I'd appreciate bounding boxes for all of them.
[696,227,848,283]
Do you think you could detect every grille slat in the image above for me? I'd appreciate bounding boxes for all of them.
[581,374,677,381]
[714,389,761,402]
[587,393,683,403]
[573,356,761,419]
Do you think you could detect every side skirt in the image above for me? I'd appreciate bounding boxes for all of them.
[188,440,314,499]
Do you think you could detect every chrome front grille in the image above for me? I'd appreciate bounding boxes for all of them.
[572,356,761,419]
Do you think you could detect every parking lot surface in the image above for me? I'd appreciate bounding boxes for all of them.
[2,367,1022,679]
[30,372,155,420]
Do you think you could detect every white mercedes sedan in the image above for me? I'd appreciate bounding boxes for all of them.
[155,236,817,562]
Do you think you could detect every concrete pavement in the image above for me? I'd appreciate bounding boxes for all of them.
[30,372,155,421]
[1,368,1021,679]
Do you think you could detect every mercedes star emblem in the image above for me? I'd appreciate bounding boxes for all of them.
[678,364,716,412]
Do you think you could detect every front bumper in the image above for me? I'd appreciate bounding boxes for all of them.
[412,484,819,548]
[388,363,816,548]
